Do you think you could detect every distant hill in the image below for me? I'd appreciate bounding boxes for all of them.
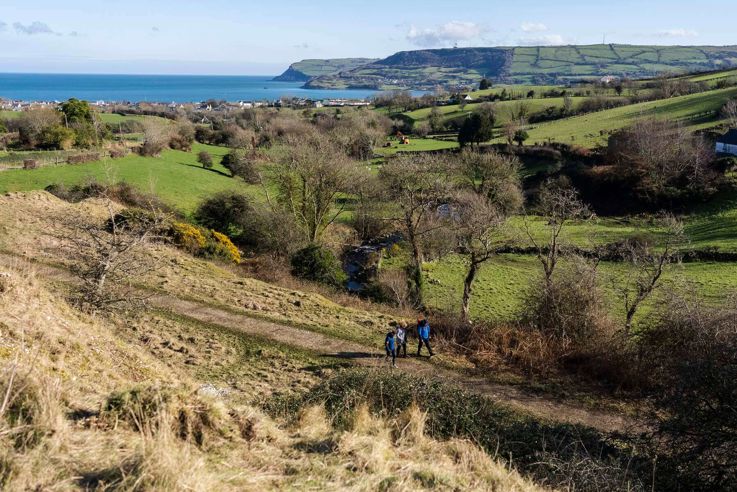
[296,45,737,90]
[272,58,378,82]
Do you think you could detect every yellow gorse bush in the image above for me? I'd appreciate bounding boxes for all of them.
[208,230,242,264]
[170,222,207,253]
[169,222,241,264]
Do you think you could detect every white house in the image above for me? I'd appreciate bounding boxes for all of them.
[716,129,737,156]
[600,75,620,85]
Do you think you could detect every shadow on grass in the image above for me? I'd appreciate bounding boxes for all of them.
[181,163,231,177]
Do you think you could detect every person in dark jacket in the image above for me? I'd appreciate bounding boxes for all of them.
[416,318,434,357]
[385,328,397,368]
[395,321,408,358]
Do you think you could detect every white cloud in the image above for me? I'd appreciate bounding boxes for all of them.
[13,21,56,35]
[293,42,310,49]
[518,34,568,46]
[656,28,698,38]
[521,22,548,33]
[151,26,160,33]
[0,21,7,32]
[407,21,485,47]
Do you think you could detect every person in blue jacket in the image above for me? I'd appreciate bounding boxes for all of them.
[385,328,397,368]
[416,318,434,357]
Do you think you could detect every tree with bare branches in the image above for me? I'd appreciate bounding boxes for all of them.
[269,133,361,244]
[455,150,523,320]
[618,215,685,333]
[721,99,737,128]
[59,202,166,312]
[525,180,591,288]
[379,153,452,307]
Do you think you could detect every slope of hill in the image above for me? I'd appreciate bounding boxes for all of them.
[0,191,555,490]
[519,85,737,147]
[272,58,378,82]
[301,45,737,90]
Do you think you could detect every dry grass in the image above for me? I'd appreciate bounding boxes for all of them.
[0,244,544,490]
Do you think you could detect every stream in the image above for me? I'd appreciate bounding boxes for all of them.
[343,233,403,292]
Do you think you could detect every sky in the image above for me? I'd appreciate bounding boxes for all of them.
[0,0,734,75]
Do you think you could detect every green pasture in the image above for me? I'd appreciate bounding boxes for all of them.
[375,137,458,156]
[0,143,258,214]
[420,253,737,323]
[515,86,737,147]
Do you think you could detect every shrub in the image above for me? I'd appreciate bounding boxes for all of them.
[40,124,76,150]
[197,151,213,169]
[221,149,260,183]
[66,152,100,165]
[641,296,737,490]
[168,221,242,264]
[522,257,609,346]
[204,230,242,264]
[109,147,128,159]
[290,244,347,287]
[267,369,650,491]
[169,120,195,151]
[195,191,253,236]
[195,192,304,256]
[169,222,207,253]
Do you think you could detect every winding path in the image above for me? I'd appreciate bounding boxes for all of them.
[0,251,645,434]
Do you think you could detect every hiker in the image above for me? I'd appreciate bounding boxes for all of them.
[385,327,397,368]
[416,318,434,357]
[396,321,408,358]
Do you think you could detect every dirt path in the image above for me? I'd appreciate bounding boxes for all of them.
[151,295,642,433]
[1,253,643,434]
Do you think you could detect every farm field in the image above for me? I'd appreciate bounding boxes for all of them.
[420,253,737,323]
[515,86,737,147]
[0,143,254,214]
[374,137,458,155]
[404,97,594,126]
[97,112,169,124]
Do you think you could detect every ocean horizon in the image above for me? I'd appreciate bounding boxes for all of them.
[0,73,384,103]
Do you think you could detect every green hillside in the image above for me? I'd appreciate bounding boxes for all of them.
[272,58,378,82]
[0,144,255,214]
[301,45,737,90]
[518,86,737,147]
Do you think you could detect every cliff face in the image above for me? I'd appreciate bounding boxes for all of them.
[273,66,310,82]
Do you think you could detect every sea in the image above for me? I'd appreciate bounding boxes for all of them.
[0,73,385,103]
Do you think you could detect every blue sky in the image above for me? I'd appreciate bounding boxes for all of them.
[0,0,733,75]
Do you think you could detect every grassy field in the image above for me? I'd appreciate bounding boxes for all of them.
[375,137,458,155]
[515,86,737,147]
[97,112,168,124]
[420,253,737,323]
[404,97,598,127]
[0,110,22,120]
[0,143,255,214]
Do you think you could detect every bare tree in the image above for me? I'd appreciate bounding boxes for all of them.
[455,150,523,320]
[379,153,452,307]
[59,201,166,312]
[458,149,524,211]
[525,180,591,288]
[269,133,361,244]
[502,120,520,147]
[377,269,412,309]
[139,120,171,156]
[721,99,737,128]
[454,193,507,321]
[618,215,685,333]
[608,119,717,202]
